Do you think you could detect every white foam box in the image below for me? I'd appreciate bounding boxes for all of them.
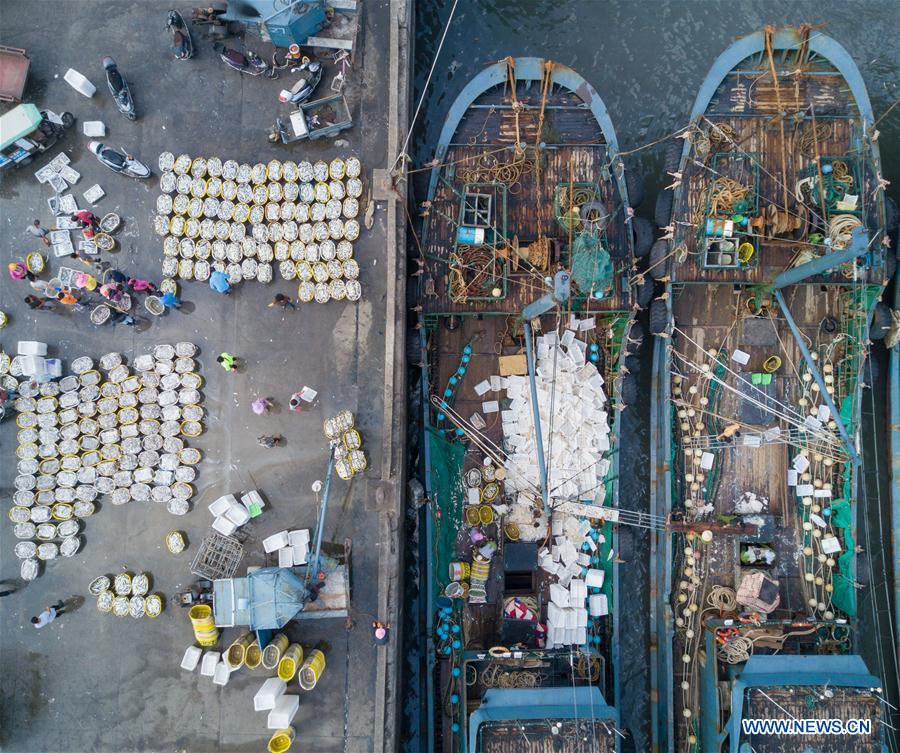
[200,651,220,676]
[241,489,265,511]
[224,501,250,527]
[549,583,569,608]
[63,68,96,97]
[589,593,609,617]
[254,677,287,711]
[212,660,231,686]
[289,530,310,566]
[19,355,46,377]
[82,120,106,137]
[17,341,48,356]
[267,694,299,729]
[180,645,202,671]
[278,546,295,568]
[212,516,238,536]
[209,494,236,517]
[263,530,290,553]
[585,569,605,589]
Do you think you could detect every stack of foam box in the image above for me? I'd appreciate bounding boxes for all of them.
[254,678,299,728]
[208,493,254,536]
[539,516,609,648]
[16,341,62,380]
[262,529,310,568]
[497,330,610,507]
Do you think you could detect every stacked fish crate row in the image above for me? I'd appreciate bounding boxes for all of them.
[153,153,364,303]
[6,342,205,583]
[496,330,613,647]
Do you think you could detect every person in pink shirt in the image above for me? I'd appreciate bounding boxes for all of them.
[8,261,35,281]
[127,277,157,294]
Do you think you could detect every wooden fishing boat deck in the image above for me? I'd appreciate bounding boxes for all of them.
[420,81,630,317]
[670,283,853,611]
[670,70,884,287]
[656,30,890,753]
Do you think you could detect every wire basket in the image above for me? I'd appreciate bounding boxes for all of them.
[190,532,243,580]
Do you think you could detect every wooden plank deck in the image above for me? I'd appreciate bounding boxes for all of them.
[670,114,881,286]
[422,144,629,315]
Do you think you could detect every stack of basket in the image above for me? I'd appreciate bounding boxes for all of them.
[5,342,205,583]
[322,409,368,480]
[154,153,364,303]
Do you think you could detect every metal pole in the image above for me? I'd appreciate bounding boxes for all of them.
[523,320,549,508]
[308,445,336,581]
[773,290,859,466]
[772,226,871,466]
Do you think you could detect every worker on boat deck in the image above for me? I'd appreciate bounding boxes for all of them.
[717,422,742,442]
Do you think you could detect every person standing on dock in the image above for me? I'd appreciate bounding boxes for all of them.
[217,353,239,372]
[268,293,296,310]
[32,601,67,628]
[25,219,51,247]
[209,270,232,294]
[160,290,181,310]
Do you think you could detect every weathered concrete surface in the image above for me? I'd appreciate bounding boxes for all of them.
[0,2,408,752]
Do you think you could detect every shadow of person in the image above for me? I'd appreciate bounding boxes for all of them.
[179,300,196,314]
[64,595,86,612]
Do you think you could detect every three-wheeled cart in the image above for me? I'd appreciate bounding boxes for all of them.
[269,92,352,144]
[0,104,75,172]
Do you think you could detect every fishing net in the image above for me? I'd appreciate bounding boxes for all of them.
[829,479,856,617]
[570,231,613,297]
[427,427,466,596]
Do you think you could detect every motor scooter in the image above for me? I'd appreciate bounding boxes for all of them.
[166,10,194,59]
[102,56,136,120]
[216,44,277,78]
[278,58,322,105]
[87,142,151,179]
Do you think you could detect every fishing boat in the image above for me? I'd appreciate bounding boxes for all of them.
[648,27,893,753]
[415,57,643,752]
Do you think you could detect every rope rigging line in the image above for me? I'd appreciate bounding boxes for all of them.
[390,0,460,173]
[671,327,841,442]
[670,347,843,450]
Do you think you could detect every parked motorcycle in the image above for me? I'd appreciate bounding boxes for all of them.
[278,58,322,105]
[166,10,193,59]
[87,142,151,179]
[102,56,136,120]
[216,45,277,78]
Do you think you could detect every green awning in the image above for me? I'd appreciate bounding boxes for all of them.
[0,104,42,151]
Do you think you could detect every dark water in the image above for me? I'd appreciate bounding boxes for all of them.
[405,3,900,751]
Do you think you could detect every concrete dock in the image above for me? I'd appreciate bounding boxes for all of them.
[0,1,410,751]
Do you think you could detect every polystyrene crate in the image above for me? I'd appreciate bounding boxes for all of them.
[254,677,287,711]
[263,531,289,553]
[241,490,265,511]
[200,651,220,676]
[64,68,96,97]
[17,341,48,356]
[181,645,202,671]
[82,121,106,137]
[212,516,238,536]
[278,546,294,568]
[209,494,237,517]
[212,660,231,686]
[267,694,299,729]
[224,502,250,527]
